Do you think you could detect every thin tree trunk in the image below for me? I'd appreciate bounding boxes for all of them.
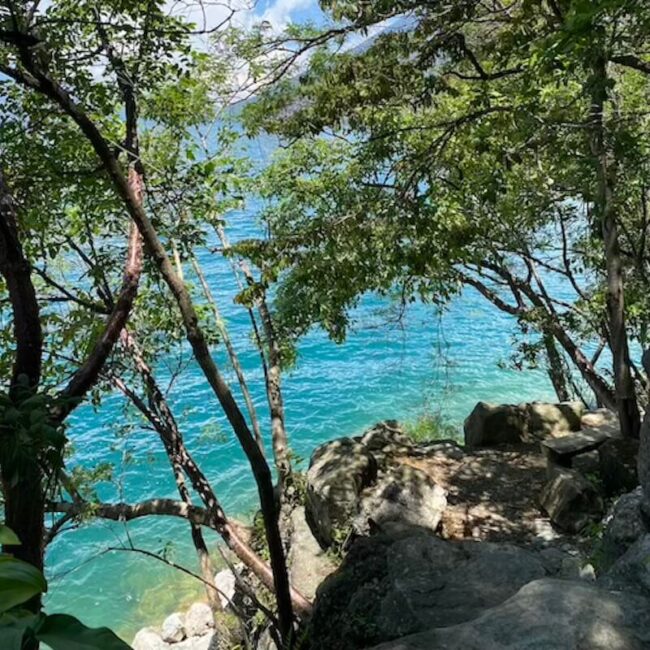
[543,331,571,402]
[589,52,641,437]
[0,170,44,581]
[216,227,292,491]
[191,255,265,454]
[12,61,295,641]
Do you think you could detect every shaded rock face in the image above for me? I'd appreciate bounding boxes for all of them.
[305,422,447,546]
[602,533,650,596]
[369,578,650,650]
[539,467,604,533]
[133,628,170,650]
[353,465,447,538]
[600,437,639,496]
[308,532,551,650]
[306,437,378,547]
[601,488,649,569]
[463,402,527,448]
[161,613,185,643]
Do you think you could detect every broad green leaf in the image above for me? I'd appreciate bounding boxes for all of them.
[0,556,47,613]
[0,611,42,650]
[0,525,20,546]
[36,614,132,650]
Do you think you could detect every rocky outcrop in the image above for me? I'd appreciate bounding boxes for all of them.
[305,422,447,546]
[307,531,576,650]
[539,467,604,533]
[601,487,649,568]
[369,578,650,650]
[602,533,650,596]
[599,437,639,496]
[306,437,378,546]
[463,402,528,447]
[525,401,584,440]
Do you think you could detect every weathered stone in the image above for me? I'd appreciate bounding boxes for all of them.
[639,411,650,518]
[308,533,548,650]
[601,487,648,568]
[161,612,185,643]
[305,437,378,546]
[257,627,279,650]
[598,437,639,496]
[358,421,413,469]
[214,569,236,609]
[174,634,220,650]
[132,628,170,650]
[353,465,446,537]
[602,533,650,596]
[463,402,527,448]
[287,506,337,600]
[525,401,584,441]
[369,578,650,650]
[572,448,601,477]
[582,408,619,429]
[539,467,604,533]
[184,602,214,638]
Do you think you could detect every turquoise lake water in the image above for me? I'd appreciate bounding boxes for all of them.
[43,137,558,640]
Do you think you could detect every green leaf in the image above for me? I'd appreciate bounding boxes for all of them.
[0,556,47,613]
[0,525,20,546]
[0,611,42,650]
[35,614,132,650]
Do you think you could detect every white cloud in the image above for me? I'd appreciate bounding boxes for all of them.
[259,0,313,30]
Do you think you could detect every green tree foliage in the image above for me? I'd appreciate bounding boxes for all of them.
[239,0,650,422]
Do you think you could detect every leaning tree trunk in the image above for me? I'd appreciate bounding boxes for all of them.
[543,331,571,402]
[0,170,45,583]
[589,52,641,438]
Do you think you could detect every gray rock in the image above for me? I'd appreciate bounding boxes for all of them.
[600,437,639,496]
[161,612,185,643]
[601,487,648,568]
[257,627,279,650]
[132,628,170,650]
[214,569,236,609]
[463,402,527,448]
[287,506,337,600]
[174,634,219,650]
[369,578,650,650]
[639,411,650,518]
[539,467,604,533]
[184,602,214,638]
[308,533,548,650]
[602,533,650,595]
[526,401,584,441]
[306,437,377,546]
[353,465,446,537]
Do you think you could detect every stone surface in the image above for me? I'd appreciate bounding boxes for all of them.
[132,628,170,650]
[582,408,619,429]
[539,467,604,533]
[640,411,650,518]
[369,578,650,650]
[161,612,185,643]
[463,402,527,448]
[602,533,650,596]
[353,464,447,537]
[174,634,219,650]
[601,487,648,569]
[308,532,549,650]
[287,506,337,600]
[599,437,639,496]
[214,569,236,609]
[525,401,584,441]
[306,437,377,546]
[184,602,214,638]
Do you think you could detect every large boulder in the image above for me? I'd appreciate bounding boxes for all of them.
[184,602,214,638]
[214,569,236,610]
[308,533,549,650]
[463,402,527,448]
[305,437,377,546]
[599,437,639,496]
[161,612,186,643]
[601,487,649,568]
[525,401,584,441]
[132,629,169,650]
[602,533,650,596]
[369,578,650,650]
[353,465,446,537]
[539,467,604,533]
